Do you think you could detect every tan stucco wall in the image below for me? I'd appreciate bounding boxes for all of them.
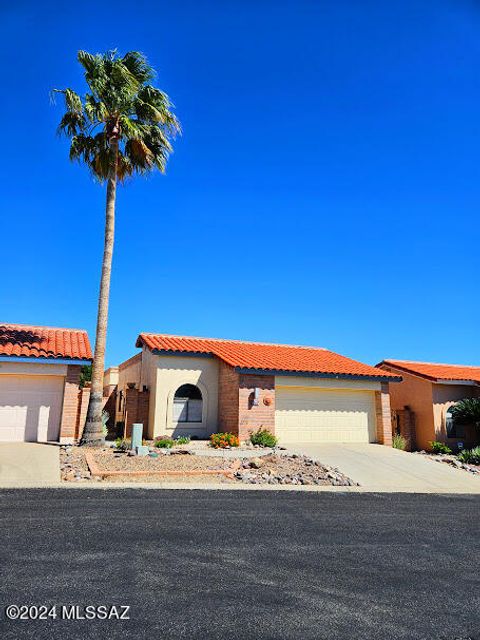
[381,366,434,450]
[138,347,158,438]
[432,382,480,443]
[150,354,219,439]
[103,367,119,388]
[118,354,142,391]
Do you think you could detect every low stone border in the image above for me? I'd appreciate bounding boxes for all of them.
[421,453,480,476]
[85,452,237,480]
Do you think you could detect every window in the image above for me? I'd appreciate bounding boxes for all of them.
[173,384,203,423]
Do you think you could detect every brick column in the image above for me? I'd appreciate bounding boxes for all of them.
[398,408,416,451]
[59,365,82,444]
[375,382,393,446]
[217,362,240,434]
[124,388,149,439]
[238,373,275,441]
[75,387,91,441]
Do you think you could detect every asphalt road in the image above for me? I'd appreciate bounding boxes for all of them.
[0,490,479,640]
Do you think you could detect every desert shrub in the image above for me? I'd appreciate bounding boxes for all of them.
[79,364,92,388]
[429,441,452,455]
[175,436,191,445]
[392,434,407,450]
[458,446,480,465]
[154,436,175,449]
[250,428,278,448]
[101,410,109,437]
[209,432,240,449]
[114,438,130,451]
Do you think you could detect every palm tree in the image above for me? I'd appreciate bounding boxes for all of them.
[450,398,480,432]
[55,50,180,445]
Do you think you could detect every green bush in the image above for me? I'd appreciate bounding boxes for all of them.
[79,364,92,388]
[114,438,129,451]
[154,437,175,449]
[392,434,407,450]
[249,428,278,448]
[458,446,480,465]
[429,441,452,455]
[175,436,191,445]
[101,410,109,437]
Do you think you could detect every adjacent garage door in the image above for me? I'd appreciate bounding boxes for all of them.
[275,387,376,443]
[0,375,64,442]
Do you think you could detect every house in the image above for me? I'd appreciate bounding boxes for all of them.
[0,323,92,443]
[376,359,480,450]
[112,333,401,445]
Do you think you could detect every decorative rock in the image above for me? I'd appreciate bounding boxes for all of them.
[249,457,265,469]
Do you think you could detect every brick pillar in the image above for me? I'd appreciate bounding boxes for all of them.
[102,387,117,430]
[238,373,275,441]
[75,387,91,441]
[124,388,149,439]
[375,382,393,446]
[59,365,82,443]
[398,408,416,451]
[217,362,240,434]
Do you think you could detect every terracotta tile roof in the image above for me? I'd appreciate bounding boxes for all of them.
[0,323,92,361]
[136,333,400,380]
[378,359,480,383]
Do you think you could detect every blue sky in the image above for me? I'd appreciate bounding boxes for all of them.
[1,1,479,367]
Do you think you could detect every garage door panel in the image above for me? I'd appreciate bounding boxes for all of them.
[0,376,64,442]
[275,387,376,443]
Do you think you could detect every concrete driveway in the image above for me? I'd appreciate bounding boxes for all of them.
[0,443,60,487]
[286,443,480,493]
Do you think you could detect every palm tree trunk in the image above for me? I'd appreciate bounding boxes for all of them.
[81,141,118,446]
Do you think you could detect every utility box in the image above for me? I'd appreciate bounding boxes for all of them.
[136,445,150,457]
[131,423,143,450]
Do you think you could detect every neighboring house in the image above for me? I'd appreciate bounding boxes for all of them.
[376,359,480,450]
[112,333,401,445]
[0,323,92,443]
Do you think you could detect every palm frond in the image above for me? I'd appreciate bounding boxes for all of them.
[64,88,83,113]
[118,116,146,140]
[58,111,86,137]
[116,151,134,182]
[136,86,181,134]
[69,134,95,162]
[84,94,108,124]
[122,51,155,83]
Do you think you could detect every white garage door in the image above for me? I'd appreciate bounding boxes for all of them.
[275,387,376,443]
[0,375,64,442]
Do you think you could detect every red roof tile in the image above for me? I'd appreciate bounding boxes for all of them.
[136,333,400,380]
[378,359,480,383]
[0,323,92,361]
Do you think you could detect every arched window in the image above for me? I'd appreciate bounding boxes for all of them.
[173,384,203,423]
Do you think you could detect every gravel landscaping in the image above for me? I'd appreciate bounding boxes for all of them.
[234,453,358,486]
[417,452,480,476]
[60,445,357,487]
[94,451,232,472]
[60,445,92,482]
